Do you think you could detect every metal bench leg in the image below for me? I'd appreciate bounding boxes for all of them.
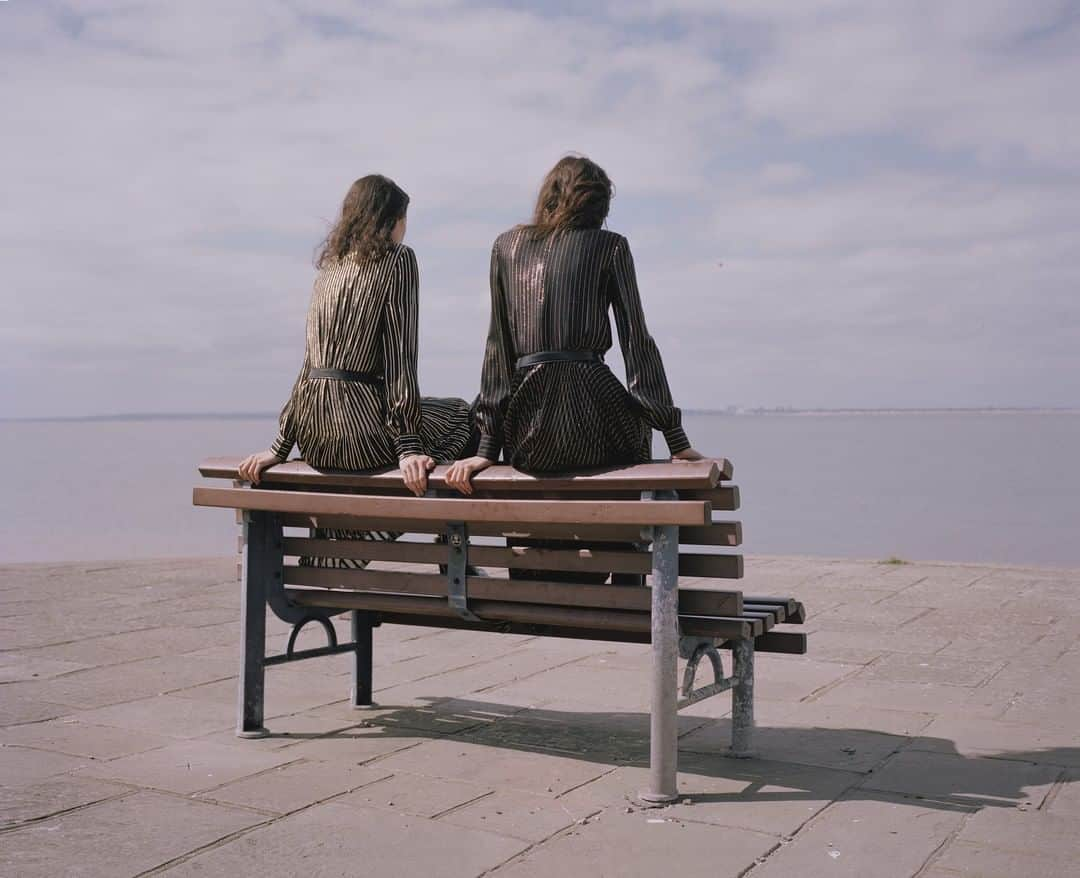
[237,511,272,738]
[641,520,680,804]
[731,638,756,757]
[351,610,374,708]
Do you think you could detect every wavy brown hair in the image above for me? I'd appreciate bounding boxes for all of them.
[316,175,409,268]
[526,155,614,237]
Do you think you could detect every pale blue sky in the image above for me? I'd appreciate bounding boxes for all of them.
[2,0,1079,418]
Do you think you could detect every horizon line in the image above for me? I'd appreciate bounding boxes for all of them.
[4,405,1080,423]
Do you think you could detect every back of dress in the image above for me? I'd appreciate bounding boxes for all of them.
[477,226,690,472]
[270,245,473,471]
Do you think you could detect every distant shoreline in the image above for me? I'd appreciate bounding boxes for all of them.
[4,407,1080,423]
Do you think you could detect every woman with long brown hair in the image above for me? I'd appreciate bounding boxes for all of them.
[240,174,475,504]
[447,155,702,492]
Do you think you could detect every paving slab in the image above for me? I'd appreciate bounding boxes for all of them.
[336,770,491,817]
[272,722,430,765]
[748,793,969,878]
[0,790,264,877]
[0,745,90,786]
[0,696,70,727]
[372,738,611,796]
[72,694,234,738]
[926,807,1080,877]
[1045,771,1080,818]
[558,757,859,839]
[163,801,528,878]
[859,653,1005,687]
[0,775,129,829]
[438,787,593,842]
[0,718,174,760]
[680,718,905,773]
[488,807,779,878]
[6,655,236,710]
[75,739,297,795]
[0,653,90,682]
[910,716,1080,766]
[859,749,1061,809]
[197,758,393,813]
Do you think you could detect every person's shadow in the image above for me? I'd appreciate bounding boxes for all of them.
[267,696,1077,812]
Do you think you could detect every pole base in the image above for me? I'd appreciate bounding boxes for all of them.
[637,790,679,807]
[727,748,757,760]
[236,727,270,739]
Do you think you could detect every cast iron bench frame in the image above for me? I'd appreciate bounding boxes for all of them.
[194,456,806,803]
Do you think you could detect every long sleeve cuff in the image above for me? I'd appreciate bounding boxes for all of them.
[270,434,294,461]
[395,434,424,459]
[663,425,691,456]
[476,434,502,462]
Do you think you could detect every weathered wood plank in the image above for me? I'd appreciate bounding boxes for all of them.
[198,456,732,490]
[194,486,711,527]
[286,588,755,640]
[282,536,742,581]
[282,564,743,616]
[718,631,807,654]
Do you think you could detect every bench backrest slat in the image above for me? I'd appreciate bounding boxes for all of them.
[194,486,711,527]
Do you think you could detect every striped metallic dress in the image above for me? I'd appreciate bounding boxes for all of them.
[476,227,692,472]
[270,244,475,566]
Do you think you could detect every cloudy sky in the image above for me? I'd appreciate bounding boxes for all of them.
[3,0,1079,418]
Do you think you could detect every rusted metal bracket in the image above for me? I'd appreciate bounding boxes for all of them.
[446,521,480,622]
[677,636,732,708]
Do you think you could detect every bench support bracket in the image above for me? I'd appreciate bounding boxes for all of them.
[446,521,480,622]
[677,637,727,708]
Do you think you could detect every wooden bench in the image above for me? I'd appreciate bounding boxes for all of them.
[194,456,807,803]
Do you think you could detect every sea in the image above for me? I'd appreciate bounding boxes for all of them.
[2,411,1078,567]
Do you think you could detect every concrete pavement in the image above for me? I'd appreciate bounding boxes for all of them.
[1,556,1078,876]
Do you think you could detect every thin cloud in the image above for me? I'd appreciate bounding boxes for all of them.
[1,0,1077,416]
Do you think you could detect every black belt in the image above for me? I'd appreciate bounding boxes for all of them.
[516,350,603,369]
[309,368,383,385]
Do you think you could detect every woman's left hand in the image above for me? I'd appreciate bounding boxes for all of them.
[399,453,436,496]
[672,447,706,462]
[445,456,494,495]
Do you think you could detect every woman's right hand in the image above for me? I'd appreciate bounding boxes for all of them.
[238,449,282,485]
[445,456,494,495]
[399,453,436,497]
[672,447,706,462]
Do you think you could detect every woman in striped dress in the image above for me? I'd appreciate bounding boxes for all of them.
[240,174,476,501]
[446,155,702,493]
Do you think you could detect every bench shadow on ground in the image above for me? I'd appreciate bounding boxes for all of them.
[260,696,1077,814]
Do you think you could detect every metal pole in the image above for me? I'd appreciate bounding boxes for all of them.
[731,638,755,757]
[640,502,680,804]
[237,511,273,738]
[351,610,374,708]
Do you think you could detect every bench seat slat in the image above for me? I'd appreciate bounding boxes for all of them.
[285,587,754,639]
[194,486,710,527]
[237,481,740,511]
[743,602,788,623]
[722,631,808,655]
[199,456,732,491]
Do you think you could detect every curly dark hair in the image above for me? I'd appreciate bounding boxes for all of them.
[316,175,409,267]
[526,155,613,237]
